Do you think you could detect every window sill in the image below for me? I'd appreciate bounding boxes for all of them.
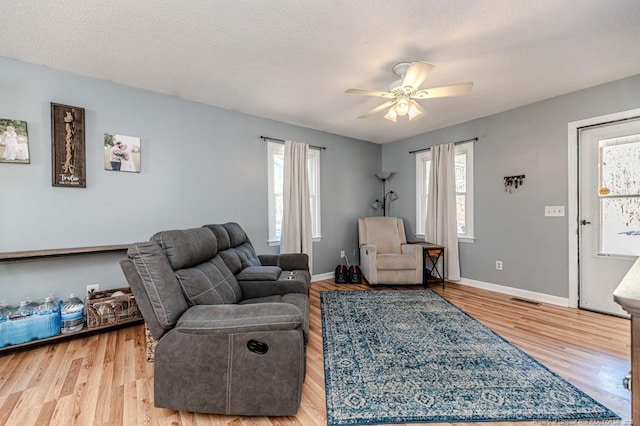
[413,234,475,244]
[268,236,322,247]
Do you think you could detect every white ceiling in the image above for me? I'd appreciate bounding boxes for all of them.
[1,1,640,144]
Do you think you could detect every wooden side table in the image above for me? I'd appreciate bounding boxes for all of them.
[410,242,445,289]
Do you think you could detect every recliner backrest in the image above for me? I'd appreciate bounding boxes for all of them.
[358,217,407,254]
[151,227,243,306]
[203,223,261,274]
[124,241,189,339]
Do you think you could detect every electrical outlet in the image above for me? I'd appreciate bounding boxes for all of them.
[340,250,345,259]
[496,261,503,270]
[86,283,99,294]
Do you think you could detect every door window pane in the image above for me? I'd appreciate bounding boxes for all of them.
[600,197,640,256]
[600,137,640,196]
[598,135,640,256]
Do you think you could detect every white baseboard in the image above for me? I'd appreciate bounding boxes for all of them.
[456,277,570,307]
[312,272,334,282]
[311,272,569,307]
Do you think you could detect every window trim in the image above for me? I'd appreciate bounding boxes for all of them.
[415,141,475,242]
[267,141,322,246]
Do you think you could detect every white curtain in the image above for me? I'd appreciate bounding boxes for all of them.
[425,143,461,280]
[281,140,313,273]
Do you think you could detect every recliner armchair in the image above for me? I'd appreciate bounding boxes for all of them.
[120,225,309,416]
[358,216,423,285]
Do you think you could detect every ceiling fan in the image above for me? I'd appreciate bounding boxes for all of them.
[345,61,473,122]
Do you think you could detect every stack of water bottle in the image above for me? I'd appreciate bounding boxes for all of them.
[0,294,86,348]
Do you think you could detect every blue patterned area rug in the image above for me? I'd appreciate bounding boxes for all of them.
[321,290,620,425]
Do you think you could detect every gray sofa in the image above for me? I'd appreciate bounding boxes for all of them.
[120,222,310,416]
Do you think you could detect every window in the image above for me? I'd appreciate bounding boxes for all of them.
[415,142,474,242]
[267,142,321,245]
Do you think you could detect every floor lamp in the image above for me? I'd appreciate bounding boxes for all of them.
[372,171,398,216]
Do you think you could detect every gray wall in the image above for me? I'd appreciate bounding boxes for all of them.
[382,73,640,298]
[0,57,381,303]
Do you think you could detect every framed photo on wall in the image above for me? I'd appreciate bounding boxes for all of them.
[0,118,30,164]
[51,103,86,187]
[104,133,141,173]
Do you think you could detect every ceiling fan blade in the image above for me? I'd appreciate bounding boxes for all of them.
[401,61,435,92]
[358,100,397,118]
[345,88,396,99]
[412,82,473,99]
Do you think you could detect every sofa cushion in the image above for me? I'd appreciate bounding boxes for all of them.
[127,241,188,329]
[175,255,242,306]
[152,228,217,270]
[376,253,417,270]
[236,265,282,281]
[223,222,249,247]
[234,242,261,266]
[218,250,243,274]
[204,224,231,251]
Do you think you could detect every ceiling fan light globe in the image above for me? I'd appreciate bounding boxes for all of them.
[384,107,397,122]
[408,104,422,120]
[395,100,409,116]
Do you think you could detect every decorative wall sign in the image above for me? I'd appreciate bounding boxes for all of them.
[51,103,86,187]
[104,133,141,173]
[0,118,30,164]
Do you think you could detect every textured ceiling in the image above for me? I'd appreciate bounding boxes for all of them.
[1,0,640,144]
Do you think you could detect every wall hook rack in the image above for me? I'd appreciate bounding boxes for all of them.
[504,175,525,193]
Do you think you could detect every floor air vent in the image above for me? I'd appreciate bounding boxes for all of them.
[510,297,541,306]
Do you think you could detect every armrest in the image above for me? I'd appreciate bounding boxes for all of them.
[359,244,377,284]
[259,253,309,271]
[401,244,424,275]
[175,303,302,335]
[360,244,377,259]
[236,265,282,281]
[238,279,309,299]
[401,243,421,257]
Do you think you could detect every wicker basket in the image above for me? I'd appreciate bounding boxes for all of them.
[145,325,159,362]
[86,287,142,329]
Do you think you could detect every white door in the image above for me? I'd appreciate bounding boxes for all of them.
[579,119,640,316]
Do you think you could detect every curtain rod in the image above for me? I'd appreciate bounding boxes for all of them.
[260,135,327,150]
[409,137,478,154]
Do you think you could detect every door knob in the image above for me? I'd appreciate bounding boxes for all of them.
[580,220,591,225]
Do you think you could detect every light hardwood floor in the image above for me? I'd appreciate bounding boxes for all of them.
[0,281,631,425]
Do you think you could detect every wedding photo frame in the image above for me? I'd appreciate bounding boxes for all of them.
[0,118,30,164]
[51,103,86,187]
[104,133,141,173]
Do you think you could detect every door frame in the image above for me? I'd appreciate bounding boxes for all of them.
[567,107,640,309]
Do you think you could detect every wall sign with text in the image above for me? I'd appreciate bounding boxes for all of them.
[51,103,86,187]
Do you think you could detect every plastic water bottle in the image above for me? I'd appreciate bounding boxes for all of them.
[5,300,36,345]
[25,296,40,312]
[60,293,85,334]
[14,300,33,319]
[0,301,9,347]
[34,296,61,339]
[0,301,9,322]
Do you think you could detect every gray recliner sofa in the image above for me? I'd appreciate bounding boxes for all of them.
[120,222,310,416]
